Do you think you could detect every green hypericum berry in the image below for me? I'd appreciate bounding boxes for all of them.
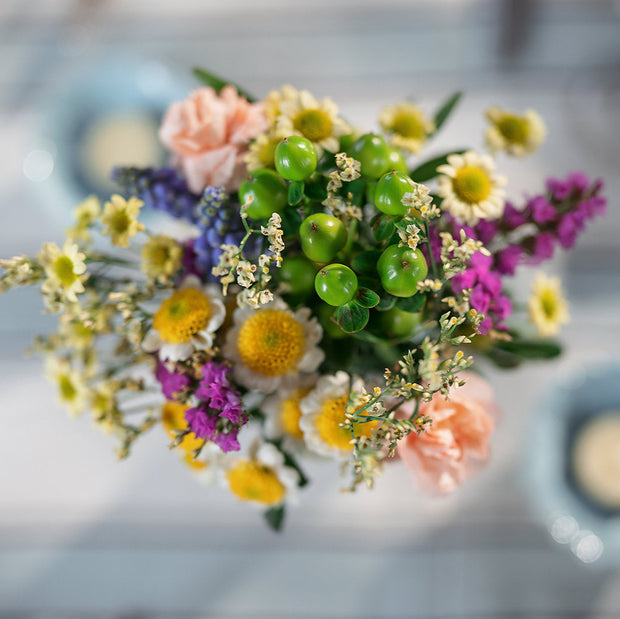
[279,255,316,297]
[350,133,390,180]
[379,306,423,338]
[299,213,347,263]
[377,244,428,297]
[274,136,318,181]
[386,147,408,174]
[374,171,415,216]
[315,264,358,306]
[238,169,288,219]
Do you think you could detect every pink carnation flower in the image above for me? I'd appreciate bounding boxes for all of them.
[159,86,268,194]
[397,373,498,494]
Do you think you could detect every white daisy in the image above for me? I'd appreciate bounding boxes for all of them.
[299,371,380,460]
[436,150,507,225]
[38,240,88,303]
[222,297,323,393]
[485,106,547,157]
[142,275,226,362]
[275,87,349,156]
[379,101,435,154]
[45,357,89,417]
[222,439,300,507]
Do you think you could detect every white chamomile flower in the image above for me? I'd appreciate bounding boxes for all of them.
[528,272,569,337]
[38,240,88,303]
[379,101,435,154]
[222,297,324,393]
[436,151,507,225]
[142,275,226,362]
[299,372,380,460]
[262,374,319,445]
[276,87,349,156]
[222,440,300,507]
[485,106,547,157]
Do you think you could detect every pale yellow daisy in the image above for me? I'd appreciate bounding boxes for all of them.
[275,87,349,156]
[66,195,101,243]
[45,356,89,417]
[223,440,299,507]
[140,234,183,282]
[142,275,226,362]
[436,151,507,225]
[379,101,435,154]
[100,194,145,247]
[38,240,88,303]
[222,297,324,393]
[528,272,569,337]
[299,372,380,460]
[485,106,547,157]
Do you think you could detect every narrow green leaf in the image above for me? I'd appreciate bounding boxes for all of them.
[264,505,286,532]
[288,181,304,205]
[486,347,523,369]
[409,150,466,184]
[281,451,309,487]
[192,67,256,102]
[335,302,370,333]
[495,338,562,360]
[433,91,463,134]
[374,216,395,243]
[352,249,381,276]
[396,294,426,313]
[356,287,380,308]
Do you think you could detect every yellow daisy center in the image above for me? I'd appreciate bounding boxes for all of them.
[150,246,171,266]
[279,389,309,440]
[540,288,559,320]
[226,460,286,505]
[109,210,131,235]
[54,256,78,287]
[391,110,426,139]
[161,401,204,453]
[153,288,212,344]
[315,396,378,450]
[293,109,333,142]
[452,166,492,204]
[497,115,529,144]
[237,309,305,377]
[59,374,77,401]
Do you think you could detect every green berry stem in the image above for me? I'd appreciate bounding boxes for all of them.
[407,398,420,422]
[423,220,439,279]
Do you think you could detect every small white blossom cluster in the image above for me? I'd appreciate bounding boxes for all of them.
[0,255,43,293]
[440,230,490,278]
[397,223,422,250]
[322,153,363,222]
[400,181,433,216]
[335,152,362,182]
[416,278,443,293]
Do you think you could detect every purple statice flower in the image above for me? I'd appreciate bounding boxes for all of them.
[525,232,556,264]
[184,361,247,453]
[474,219,498,245]
[111,166,201,223]
[528,196,556,225]
[556,212,581,249]
[155,361,191,400]
[180,239,203,279]
[502,202,528,230]
[495,245,522,275]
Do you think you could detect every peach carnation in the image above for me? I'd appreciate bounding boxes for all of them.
[397,373,498,494]
[159,86,268,194]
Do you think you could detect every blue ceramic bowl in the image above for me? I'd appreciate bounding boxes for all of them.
[525,361,620,566]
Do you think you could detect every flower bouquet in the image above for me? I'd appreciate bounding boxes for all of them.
[1,67,606,529]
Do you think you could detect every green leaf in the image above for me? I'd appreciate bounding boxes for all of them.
[433,91,463,134]
[356,287,380,308]
[264,505,286,532]
[395,294,426,313]
[305,179,328,201]
[288,181,304,205]
[409,150,466,184]
[374,216,395,243]
[281,450,309,487]
[192,67,256,102]
[495,338,562,360]
[486,347,522,369]
[346,178,366,207]
[352,249,381,276]
[335,302,370,333]
[376,293,396,311]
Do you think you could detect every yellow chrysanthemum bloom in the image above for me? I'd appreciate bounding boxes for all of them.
[38,240,88,303]
[244,131,284,171]
[299,372,380,460]
[275,87,349,156]
[528,272,569,337]
[66,195,101,243]
[45,357,88,417]
[141,234,183,282]
[379,101,435,154]
[485,106,547,157]
[100,194,145,247]
[224,441,299,506]
[436,151,507,225]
